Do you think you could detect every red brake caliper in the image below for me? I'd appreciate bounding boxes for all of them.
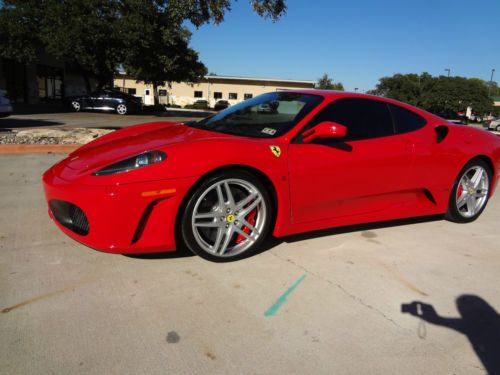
[235,209,257,244]
[457,184,464,200]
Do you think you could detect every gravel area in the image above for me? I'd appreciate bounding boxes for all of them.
[0,128,114,145]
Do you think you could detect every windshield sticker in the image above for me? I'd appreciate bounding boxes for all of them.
[261,127,277,135]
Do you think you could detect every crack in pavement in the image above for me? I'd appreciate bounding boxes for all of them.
[268,250,408,331]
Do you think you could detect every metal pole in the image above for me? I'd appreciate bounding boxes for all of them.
[488,68,495,97]
[445,68,450,77]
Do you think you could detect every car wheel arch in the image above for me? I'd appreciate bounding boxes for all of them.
[174,164,279,247]
[450,155,496,196]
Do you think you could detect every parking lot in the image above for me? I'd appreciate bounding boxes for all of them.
[0,109,210,130]
[1,153,499,374]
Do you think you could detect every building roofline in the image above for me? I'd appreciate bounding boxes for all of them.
[114,73,315,85]
[204,75,316,84]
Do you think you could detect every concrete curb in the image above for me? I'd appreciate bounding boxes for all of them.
[0,144,80,154]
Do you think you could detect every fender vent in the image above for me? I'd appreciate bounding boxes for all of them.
[435,125,449,143]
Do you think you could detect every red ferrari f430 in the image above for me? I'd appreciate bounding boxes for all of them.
[43,91,500,261]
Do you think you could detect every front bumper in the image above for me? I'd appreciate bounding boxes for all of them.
[43,167,197,253]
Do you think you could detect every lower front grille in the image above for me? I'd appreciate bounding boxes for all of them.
[49,200,90,236]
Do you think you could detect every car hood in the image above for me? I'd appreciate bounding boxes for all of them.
[65,121,232,172]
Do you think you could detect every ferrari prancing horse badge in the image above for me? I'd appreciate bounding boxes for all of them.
[270,145,281,158]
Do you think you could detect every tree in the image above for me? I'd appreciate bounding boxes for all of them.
[316,73,344,91]
[369,73,493,114]
[0,0,287,94]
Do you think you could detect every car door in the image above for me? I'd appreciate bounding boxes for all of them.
[288,98,416,224]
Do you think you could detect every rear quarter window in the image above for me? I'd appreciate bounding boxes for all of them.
[389,104,427,134]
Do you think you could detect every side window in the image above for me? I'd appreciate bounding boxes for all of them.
[305,98,394,142]
[389,104,426,133]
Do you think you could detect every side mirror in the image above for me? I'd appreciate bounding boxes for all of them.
[301,121,347,143]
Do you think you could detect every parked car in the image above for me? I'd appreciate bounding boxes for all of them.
[214,100,230,111]
[0,89,13,118]
[192,99,209,110]
[435,111,468,125]
[64,89,142,115]
[469,113,483,123]
[486,117,500,132]
[43,91,500,262]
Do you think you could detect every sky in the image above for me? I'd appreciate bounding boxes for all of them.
[187,0,500,92]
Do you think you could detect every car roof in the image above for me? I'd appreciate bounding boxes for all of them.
[279,89,437,120]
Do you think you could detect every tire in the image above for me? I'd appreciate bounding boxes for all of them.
[181,170,273,262]
[71,101,81,112]
[445,159,492,223]
[116,103,128,115]
[496,124,500,132]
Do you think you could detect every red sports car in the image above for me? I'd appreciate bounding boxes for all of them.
[43,91,500,262]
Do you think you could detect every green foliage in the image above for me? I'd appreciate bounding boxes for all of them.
[316,73,344,91]
[0,0,287,92]
[369,73,494,114]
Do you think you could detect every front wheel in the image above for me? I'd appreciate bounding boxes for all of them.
[181,171,272,262]
[445,159,492,223]
[116,103,128,115]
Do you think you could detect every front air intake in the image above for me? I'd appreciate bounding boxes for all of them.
[49,200,90,236]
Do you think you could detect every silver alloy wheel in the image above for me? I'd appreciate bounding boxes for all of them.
[72,101,80,111]
[116,104,127,115]
[191,178,267,257]
[456,166,489,218]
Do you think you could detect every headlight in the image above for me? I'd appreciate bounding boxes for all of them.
[93,151,167,176]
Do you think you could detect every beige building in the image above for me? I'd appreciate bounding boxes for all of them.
[113,74,315,107]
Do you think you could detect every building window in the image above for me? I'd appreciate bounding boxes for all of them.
[194,91,203,98]
[158,89,167,97]
[214,92,222,99]
[229,93,238,100]
[127,88,136,95]
[37,65,63,101]
[244,93,253,100]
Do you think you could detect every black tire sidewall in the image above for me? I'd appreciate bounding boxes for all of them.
[181,171,272,262]
[446,159,492,223]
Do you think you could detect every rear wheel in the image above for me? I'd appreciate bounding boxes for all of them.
[181,171,272,262]
[496,124,500,132]
[71,101,81,112]
[116,103,128,115]
[445,159,492,223]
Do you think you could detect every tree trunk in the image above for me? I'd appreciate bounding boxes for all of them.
[153,83,159,106]
[77,63,91,93]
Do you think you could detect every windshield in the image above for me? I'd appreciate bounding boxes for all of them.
[190,92,323,138]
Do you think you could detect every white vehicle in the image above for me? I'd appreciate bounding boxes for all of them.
[0,89,13,118]
[487,118,500,132]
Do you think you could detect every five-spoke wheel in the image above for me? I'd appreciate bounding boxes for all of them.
[181,171,272,262]
[116,104,128,115]
[71,101,81,112]
[446,159,492,223]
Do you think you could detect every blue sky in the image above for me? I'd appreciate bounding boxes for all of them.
[188,0,499,91]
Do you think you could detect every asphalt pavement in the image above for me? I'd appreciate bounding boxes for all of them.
[1,154,499,374]
[0,110,210,130]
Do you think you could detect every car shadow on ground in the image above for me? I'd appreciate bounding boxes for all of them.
[402,295,500,374]
[125,215,444,261]
[0,118,65,130]
[260,214,444,250]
